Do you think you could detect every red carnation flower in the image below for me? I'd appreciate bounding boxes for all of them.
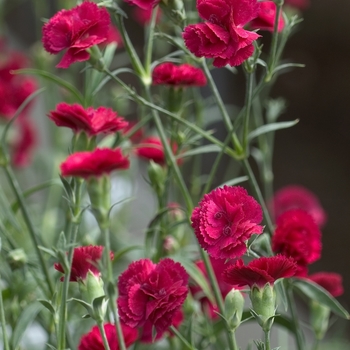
[308,272,344,298]
[223,256,297,288]
[191,257,234,318]
[124,0,160,11]
[272,209,322,275]
[48,103,128,136]
[54,245,113,282]
[183,0,261,67]
[270,185,327,227]
[11,118,37,168]
[132,6,161,25]
[42,1,110,68]
[117,258,188,334]
[152,63,207,87]
[78,323,138,350]
[60,148,130,179]
[140,309,183,343]
[249,1,284,32]
[135,136,179,165]
[191,186,263,259]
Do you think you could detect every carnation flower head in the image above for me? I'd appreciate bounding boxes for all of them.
[249,1,284,32]
[183,0,261,67]
[308,272,344,298]
[54,245,113,282]
[60,148,130,179]
[124,0,160,11]
[48,103,128,136]
[132,6,161,25]
[78,323,138,350]
[135,136,180,165]
[117,258,188,334]
[270,185,327,227]
[42,1,110,68]
[272,209,322,275]
[191,186,263,259]
[223,255,297,288]
[152,63,207,87]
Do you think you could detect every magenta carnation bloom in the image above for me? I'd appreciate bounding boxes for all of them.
[249,1,284,32]
[183,0,261,67]
[60,148,130,179]
[270,185,327,227]
[117,258,188,334]
[191,186,263,259]
[124,0,160,11]
[48,103,128,136]
[42,1,110,68]
[152,63,207,87]
[272,209,322,275]
[54,245,114,282]
[78,323,138,350]
[308,272,344,298]
[223,256,297,288]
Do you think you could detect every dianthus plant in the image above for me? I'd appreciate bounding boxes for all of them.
[0,1,348,350]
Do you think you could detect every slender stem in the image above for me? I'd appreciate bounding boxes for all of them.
[231,331,239,350]
[286,283,305,350]
[312,338,320,350]
[97,321,111,350]
[264,330,271,350]
[266,0,283,81]
[242,70,254,153]
[169,326,195,350]
[241,159,274,236]
[201,60,243,156]
[2,165,54,296]
[200,249,236,350]
[57,222,79,350]
[0,273,10,350]
[144,6,158,77]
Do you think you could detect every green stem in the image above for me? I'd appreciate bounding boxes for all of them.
[266,0,284,81]
[169,326,196,350]
[242,69,254,154]
[231,331,239,350]
[2,165,54,296]
[241,159,274,236]
[57,222,79,350]
[97,321,111,350]
[312,338,320,350]
[286,283,305,350]
[0,273,10,350]
[264,330,271,350]
[100,224,126,350]
[144,6,158,78]
[200,250,236,350]
[201,60,243,156]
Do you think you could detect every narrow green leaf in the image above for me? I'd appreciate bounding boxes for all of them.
[218,176,249,187]
[273,63,305,75]
[172,257,215,304]
[14,69,84,104]
[177,144,221,159]
[37,299,56,315]
[10,302,43,349]
[248,120,299,142]
[38,246,57,258]
[113,245,143,263]
[293,278,350,319]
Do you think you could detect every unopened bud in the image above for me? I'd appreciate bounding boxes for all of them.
[7,248,28,270]
[163,235,179,254]
[310,300,330,340]
[224,289,245,331]
[148,160,166,197]
[79,270,105,305]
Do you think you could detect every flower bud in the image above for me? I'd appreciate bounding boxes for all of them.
[7,248,28,270]
[163,235,180,255]
[224,289,245,331]
[79,270,105,305]
[87,176,111,228]
[310,300,330,340]
[250,283,276,331]
[148,160,166,197]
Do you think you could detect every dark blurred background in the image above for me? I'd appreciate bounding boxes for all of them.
[3,0,350,339]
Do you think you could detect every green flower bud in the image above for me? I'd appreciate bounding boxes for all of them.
[310,300,330,340]
[250,283,276,331]
[224,289,245,331]
[87,175,111,228]
[79,270,105,305]
[148,160,167,197]
[7,248,28,270]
